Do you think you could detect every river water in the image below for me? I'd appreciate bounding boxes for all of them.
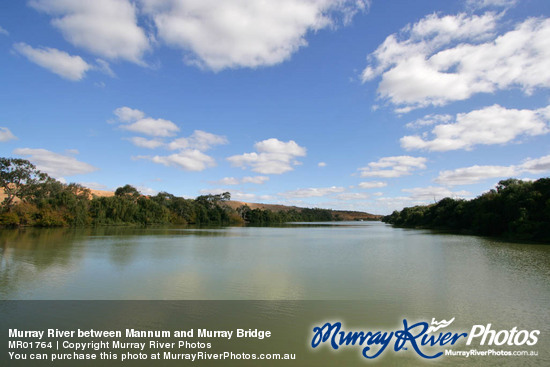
[1,222,548,365]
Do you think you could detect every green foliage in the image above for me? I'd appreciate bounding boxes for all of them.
[0,157,50,209]
[237,205,334,225]
[383,178,550,241]
[0,158,339,228]
[0,211,20,227]
[115,184,140,198]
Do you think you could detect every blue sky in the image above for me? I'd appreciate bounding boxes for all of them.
[1,0,549,214]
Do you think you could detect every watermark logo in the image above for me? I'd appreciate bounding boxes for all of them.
[310,318,539,360]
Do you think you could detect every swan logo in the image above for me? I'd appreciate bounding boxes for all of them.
[427,318,455,333]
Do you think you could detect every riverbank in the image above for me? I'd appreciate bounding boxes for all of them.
[382,178,550,243]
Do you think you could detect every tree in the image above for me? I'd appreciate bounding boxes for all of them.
[195,192,231,208]
[0,158,49,210]
[115,184,140,198]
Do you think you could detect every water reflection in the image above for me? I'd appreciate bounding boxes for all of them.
[1,223,548,365]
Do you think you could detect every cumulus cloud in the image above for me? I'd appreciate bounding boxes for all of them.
[402,186,472,201]
[121,117,180,137]
[405,114,452,129]
[214,177,240,186]
[279,186,345,198]
[140,0,368,70]
[29,0,150,63]
[14,43,91,80]
[111,108,227,171]
[111,107,180,137]
[14,148,97,179]
[242,176,269,184]
[212,176,269,185]
[401,104,550,151]
[199,188,273,203]
[435,155,550,186]
[136,185,158,196]
[358,156,426,178]
[466,0,518,9]
[126,137,165,149]
[114,107,146,122]
[358,181,387,189]
[0,26,8,35]
[79,182,110,191]
[227,138,306,174]
[0,127,17,142]
[335,192,370,201]
[362,13,550,110]
[135,150,216,171]
[168,130,228,151]
[318,162,327,167]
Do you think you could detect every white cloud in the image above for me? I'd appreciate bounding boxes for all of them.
[373,196,418,214]
[212,176,269,185]
[516,155,550,174]
[402,186,472,201]
[358,181,387,189]
[112,109,226,145]
[114,106,145,122]
[120,117,180,137]
[136,185,158,196]
[95,58,115,77]
[79,182,110,191]
[168,130,228,151]
[359,156,427,178]
[0,26,8,35]
[13,148,97,179]
[14,42,91,81]
[318,162,327,167]
[279,186,345,198]
[362,13,550,110]
[136,149,216,171]
[435,154,550,186]
[227,138,306,174]
[466,0,518,9]
[214,177,240,186]
[29,0,150,63]
[227,191,259,202]
[335,192,370,201]
[111,109,226,170]
[111,108,180,137]
[436,165,518,186]
[0,127,17,142]
[199,188,273,202]
[127,137,165,149]
[405,114,452,129]
[242,176,269,184]
[141,0,368,70]
[401,104,550,151]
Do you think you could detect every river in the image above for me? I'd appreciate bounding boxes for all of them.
[1,222,548,365]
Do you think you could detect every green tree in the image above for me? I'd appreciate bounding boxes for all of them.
[0,158,49,210]
[115,184,140,198]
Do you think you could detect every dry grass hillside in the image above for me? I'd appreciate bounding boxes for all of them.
[0,188,114,202]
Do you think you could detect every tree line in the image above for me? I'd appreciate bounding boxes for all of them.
[0,157,335,227]
[382,178,550,242]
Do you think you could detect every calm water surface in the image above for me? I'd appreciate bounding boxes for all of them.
[1,222,549,365]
